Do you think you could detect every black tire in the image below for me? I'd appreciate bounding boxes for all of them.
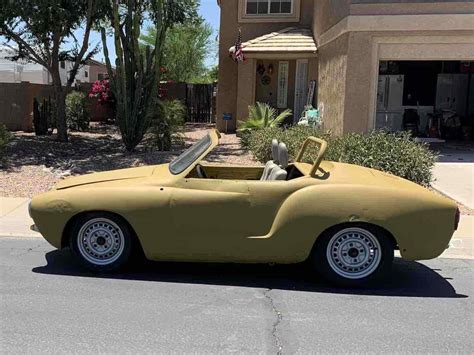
[310,224,394,287]
[69,212,134,272]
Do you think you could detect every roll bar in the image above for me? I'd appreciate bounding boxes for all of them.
[295,137,328,177]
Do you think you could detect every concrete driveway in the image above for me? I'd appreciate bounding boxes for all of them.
[432,160,473,210]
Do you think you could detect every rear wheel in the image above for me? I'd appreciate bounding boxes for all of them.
[69,213,133,272]
[311,225,394,287]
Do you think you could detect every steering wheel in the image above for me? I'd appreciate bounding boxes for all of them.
[196,164,208,179]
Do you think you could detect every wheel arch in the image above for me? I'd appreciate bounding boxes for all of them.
[61,210,142,251]
[310,221,398,257]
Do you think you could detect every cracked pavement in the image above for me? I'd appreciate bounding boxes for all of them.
[264,289,283,354]
[1,237,473,354]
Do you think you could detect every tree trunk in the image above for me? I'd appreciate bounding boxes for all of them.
[51,66,68,142]
[55,89,68,142]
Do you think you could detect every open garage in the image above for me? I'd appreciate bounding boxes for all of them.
[376,60,474,141]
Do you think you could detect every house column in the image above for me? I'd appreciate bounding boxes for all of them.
[236,59,257,128]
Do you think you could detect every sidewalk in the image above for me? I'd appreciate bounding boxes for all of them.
[0,197,472,259]
[0,197,39,237]
[432,151,473,210]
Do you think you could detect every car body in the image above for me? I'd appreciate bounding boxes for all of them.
[30,129,459,285]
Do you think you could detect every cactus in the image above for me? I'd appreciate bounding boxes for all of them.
[33,97,52,136]
[101,0,168,152]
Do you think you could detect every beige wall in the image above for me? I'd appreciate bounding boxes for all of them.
[317,33,350,135]
[216,0,315,131]
[236,58,257,125]
[314,0,474,134]
[313,0,351,39]
[0,82,56,131]
[88,64,109,82]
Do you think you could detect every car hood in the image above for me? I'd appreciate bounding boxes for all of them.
[54,166,157,190]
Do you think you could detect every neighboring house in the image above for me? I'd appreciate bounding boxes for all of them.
[86,59,110,82]
[0,47,108,86]
[216,0,474,137]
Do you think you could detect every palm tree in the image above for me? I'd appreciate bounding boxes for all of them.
[238,102,292,132]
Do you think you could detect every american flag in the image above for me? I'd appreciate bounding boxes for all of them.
[234,29,245,62]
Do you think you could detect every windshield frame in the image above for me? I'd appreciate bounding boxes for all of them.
[169,133,212,175]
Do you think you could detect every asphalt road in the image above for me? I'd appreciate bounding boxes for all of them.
[0,237,473,354]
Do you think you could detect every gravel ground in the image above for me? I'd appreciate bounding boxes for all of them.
[0,123,258,198]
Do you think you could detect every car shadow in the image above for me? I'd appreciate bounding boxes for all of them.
[32,249,467,299]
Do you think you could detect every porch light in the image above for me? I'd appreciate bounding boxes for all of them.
[268,64,274,75]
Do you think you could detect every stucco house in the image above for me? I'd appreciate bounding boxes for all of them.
[0,47,108,85]
[216,0,474,138]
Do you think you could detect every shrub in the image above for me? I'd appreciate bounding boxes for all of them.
[238,102,292,133]
[66,91,90,131]
[149,99,186,151]
[0,124,12,161]
[246,125,330,162]
[327,131,436,186]
[246,127,436,186]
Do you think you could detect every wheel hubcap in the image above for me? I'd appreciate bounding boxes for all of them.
[326,227,382,280]
[77,218,125,266]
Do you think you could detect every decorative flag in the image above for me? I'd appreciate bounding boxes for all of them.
[234,29,245,62]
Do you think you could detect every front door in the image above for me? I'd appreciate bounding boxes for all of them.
[294,59,309,122]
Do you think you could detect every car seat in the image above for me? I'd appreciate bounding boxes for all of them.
[260,139,279,181]
[267,143,288,181]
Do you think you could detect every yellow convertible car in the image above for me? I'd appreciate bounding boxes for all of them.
[30,129,459,286]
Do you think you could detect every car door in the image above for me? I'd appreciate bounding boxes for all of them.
[245,179,307,236]
[163,178,253,260]
[164,177,306,262]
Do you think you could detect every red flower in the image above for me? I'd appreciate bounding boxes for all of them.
[89,79,114,104]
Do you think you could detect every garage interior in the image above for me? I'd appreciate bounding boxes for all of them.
[376,60,474,141]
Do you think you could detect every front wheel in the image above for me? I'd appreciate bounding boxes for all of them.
[69,213,134,272]
[311,225,394,287]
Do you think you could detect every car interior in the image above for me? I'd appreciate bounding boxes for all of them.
[186,139,305,181]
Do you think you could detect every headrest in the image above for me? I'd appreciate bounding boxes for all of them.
[278,142,288,169]
[272,139,279,163]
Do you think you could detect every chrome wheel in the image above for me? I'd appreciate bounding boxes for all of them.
[77,218,125,266]
[326,227,382,280]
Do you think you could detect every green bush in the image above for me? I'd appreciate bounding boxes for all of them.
[0,124,12,161]
[66,91,90,131]
[328,131,436,186]
[149,99,186,151]
[246,126,436,186]
[246,125,331,162]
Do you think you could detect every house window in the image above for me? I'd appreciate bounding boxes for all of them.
[246,0,292,15]
[84,70,88,78]
[60,61,65,69]
[98,73,106,80]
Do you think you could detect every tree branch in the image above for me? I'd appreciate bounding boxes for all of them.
[66,0,95,88]
[0,28,50,69]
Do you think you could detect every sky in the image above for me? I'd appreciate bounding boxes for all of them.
[198,0,221,66]
[89,0,220,67]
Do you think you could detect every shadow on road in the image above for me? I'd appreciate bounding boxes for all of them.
[33,249,467,299]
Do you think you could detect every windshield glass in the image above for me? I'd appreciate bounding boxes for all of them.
[169,133,212,175]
